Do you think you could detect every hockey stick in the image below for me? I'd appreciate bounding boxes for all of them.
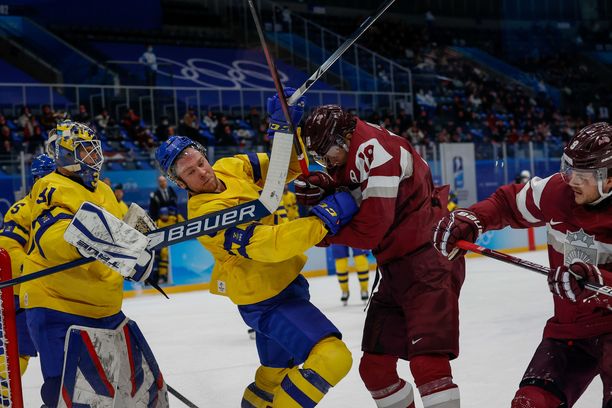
[0,2,394,290]
[167,384,199,408]
[286,0,396,106]
[247,0,309,176]
[457,240,612,297]
[0,131,294,290]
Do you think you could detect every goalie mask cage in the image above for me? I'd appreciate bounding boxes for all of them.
[0,249,24,408]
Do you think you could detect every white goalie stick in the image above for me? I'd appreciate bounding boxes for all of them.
[0,0,395,291]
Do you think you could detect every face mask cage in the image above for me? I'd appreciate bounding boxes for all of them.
[74,140,104,173]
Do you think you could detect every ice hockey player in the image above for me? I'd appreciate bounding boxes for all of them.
[155,88,357,408]
[330,244,370,305]
[0,154,55,390]
[298,105,464,408]
[20,121,167,407]
[432,122,612,407]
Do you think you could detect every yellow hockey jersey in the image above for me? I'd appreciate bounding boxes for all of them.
[21,172,124,318]
[282,190,299,220]
[0,195,34,294]
[189,152,329,305]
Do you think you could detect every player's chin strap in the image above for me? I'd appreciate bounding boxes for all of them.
[590,175,612,205]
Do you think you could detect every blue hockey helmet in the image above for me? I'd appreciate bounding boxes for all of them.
[54,121,104,191]
[155,135,206,185]
[31,154,56,180]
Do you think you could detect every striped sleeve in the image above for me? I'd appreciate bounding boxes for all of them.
[470,176,551,231]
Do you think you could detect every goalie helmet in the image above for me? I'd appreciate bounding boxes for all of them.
[155,135,207,185]
[31,154,56,180]
[303,105,356,157]
[561,122,612,204]
[54,121,104,191]
[46,120,72,156]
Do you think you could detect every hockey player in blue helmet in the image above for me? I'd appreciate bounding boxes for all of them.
[53,122,103,191]
[155,87,358,407]
[31,154,56,181]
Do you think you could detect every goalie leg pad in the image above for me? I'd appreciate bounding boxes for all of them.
[58,318,168,408]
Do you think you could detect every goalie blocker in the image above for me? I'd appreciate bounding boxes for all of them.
[64,202,155,283]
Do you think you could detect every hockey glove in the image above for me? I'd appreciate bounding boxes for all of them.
[294,171,337,205]
[310,191,358,235]
[548,262,610,304]
[432,209,483,261]
[266,87,306,139]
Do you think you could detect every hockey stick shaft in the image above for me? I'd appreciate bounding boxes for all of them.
[167,384,200,408]
[286,0,396,106]
[0,133,295,290]
[247,0,309,175]
[457,240,612,297]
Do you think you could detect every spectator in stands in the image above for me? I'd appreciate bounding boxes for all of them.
[27,125,45,155]
[156,116,174,142]
[203,111,218,133]
[180,107,199,140]
[281,6,292,31]
[139,45,158,86]
[39,105,57,131]
[18,106,35,139]
[122,108,141,140]
[148,175,178,221]
[74,104,91,124]
[215,124,238,147]
[0,125,12,158]
[247,107,261,131]
[134,125,155,149]
[94,108,112,131]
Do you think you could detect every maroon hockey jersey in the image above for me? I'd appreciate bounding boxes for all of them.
[470,173,612,339]
[324,118,449,265]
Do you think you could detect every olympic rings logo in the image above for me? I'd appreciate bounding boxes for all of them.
[154,57,289,89]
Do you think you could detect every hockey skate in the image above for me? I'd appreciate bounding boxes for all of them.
[248,328,256,340]
[341,291,350,306]
[361,290,369,303]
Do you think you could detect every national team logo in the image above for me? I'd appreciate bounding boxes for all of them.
[564,228,598,265]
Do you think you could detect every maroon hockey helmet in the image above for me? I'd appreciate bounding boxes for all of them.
[563,122,612,172]
[302,105,356,156]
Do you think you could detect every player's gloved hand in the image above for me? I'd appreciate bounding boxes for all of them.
[432,209,483,260]
[294,171,336,205]
[127,248,156,283]
[310,191,358,235]
[548,262,607,303]
[266,87,306,139]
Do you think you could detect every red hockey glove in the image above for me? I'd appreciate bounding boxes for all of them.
[432,209,483,261]
[548,262,609,304]
[294,171,336,206]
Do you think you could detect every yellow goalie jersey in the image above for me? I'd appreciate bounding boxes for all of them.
[0,195,34,294]
[21,172,124,318]
[189,152,328,305]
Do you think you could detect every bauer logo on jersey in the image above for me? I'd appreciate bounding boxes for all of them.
[564,228,598,265]
[351,139,393,184]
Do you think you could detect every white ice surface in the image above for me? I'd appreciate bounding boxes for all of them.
[21,250,602,407]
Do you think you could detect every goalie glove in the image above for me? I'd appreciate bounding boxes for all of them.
[64,202,153,281]
[294,171,336,205]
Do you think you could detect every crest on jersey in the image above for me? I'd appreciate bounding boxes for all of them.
[350,139,392,184]
[564,228,598,265]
